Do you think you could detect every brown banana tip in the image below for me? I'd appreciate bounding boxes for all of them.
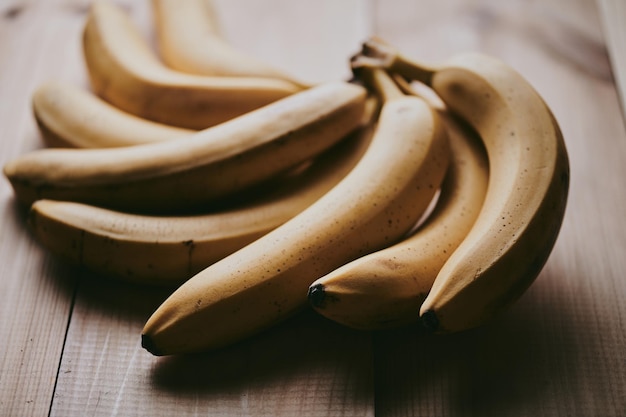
[421,310,439,332]
[141,333,164,356]
[350,55,384,70]
[307,283,327,308]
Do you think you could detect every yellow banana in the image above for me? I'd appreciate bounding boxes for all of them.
[308,112,488,330]
[140,68,450,355]
[33,81,194,148]
[152,0,307,86]
[359,38,570,333]
[4,81,367,213]
[27,116,376,286]
[82,0,302,130]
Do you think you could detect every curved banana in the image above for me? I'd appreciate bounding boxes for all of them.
[359,39,570,333]
[27,119,376,286]
[83,0,302,130]
[308,112,488,330]
[152,0,307,86]
[33,81,194,148]
[4,81,367,213]
[140,68,450,355]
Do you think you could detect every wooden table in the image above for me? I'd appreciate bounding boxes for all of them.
[1,0,625,415]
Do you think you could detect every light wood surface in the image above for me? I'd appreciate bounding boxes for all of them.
[598,0,626,118]
[1,0,624,416]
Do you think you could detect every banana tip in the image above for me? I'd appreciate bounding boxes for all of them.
[421,310,439,332]
[307,283,326,308]
[141,333,164,356]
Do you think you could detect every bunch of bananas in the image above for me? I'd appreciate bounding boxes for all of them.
[3,1,570,356]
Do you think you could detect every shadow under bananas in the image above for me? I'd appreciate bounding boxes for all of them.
[149,309,374,406]
[371,268,597,417]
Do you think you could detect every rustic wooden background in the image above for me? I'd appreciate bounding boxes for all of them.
[1,0,625,416]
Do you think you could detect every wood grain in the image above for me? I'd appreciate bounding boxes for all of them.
[49,278,374,417]
[0,2,88,415]
[1,0,625,416]
[598,0,626,119]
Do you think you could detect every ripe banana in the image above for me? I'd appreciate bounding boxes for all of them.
[82,0,302,130]
[4,81,367,213]
[140,68,450,355]
[152,0,307,86]
[359,38,570,333]
[27,115,377,286]
[308,111,488,330]
[33,81,194,148]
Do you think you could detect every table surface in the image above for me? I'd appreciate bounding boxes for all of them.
[2,0,625,416]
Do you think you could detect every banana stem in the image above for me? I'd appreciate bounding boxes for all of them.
[390,73,415,95]
[390,73,446,111]
[358,37,438,86]
[387,56,436,86]
[352,63,404,102]
[370,67,405,101]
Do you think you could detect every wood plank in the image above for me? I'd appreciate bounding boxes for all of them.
[44,1,376,416]
[0,1,90,415]
[50,277,374,417]
[371,0,626,416]
[597,0,626,119]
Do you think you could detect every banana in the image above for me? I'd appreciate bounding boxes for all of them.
[33,81,194,148]
[359,38,570,333]
[82,0,302,130]
[4,81,367,213]
[152,0,307,86]
[27,112,377,286]
[140,68,450,355]
[308,111,488,330]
